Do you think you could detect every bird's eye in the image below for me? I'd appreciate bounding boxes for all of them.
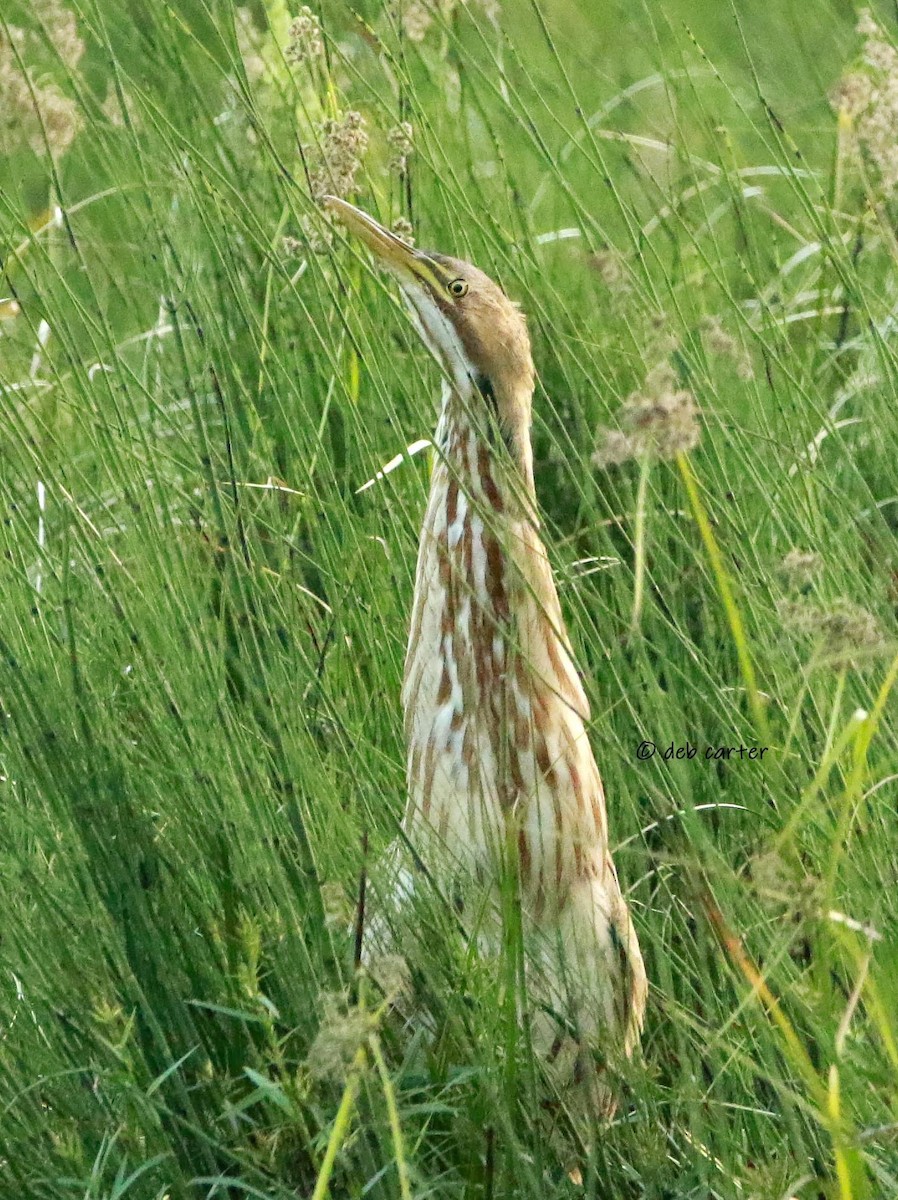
[448,278,468,298]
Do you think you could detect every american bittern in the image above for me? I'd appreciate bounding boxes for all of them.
[326,196,647,1117]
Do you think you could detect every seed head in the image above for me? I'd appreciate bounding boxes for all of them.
[700,314,754,380]
[306,110,368,202]
[319,880,353,931]
[475,0,501,20]
[777,596,889,669]
[0,24,82,156]
[830,11,898,193]
[750,850,791,898]
[367,953,412,1003]
[857,9,879,38]
[282,235,304,260]
[400,1,434,43]
[101,85,139,129]
[780,548,822,589]
[391,215,415,245]
[43,0,85,71]
[306,991,376,1081]
[386,121,414,175]
[831,71,874,119]
[286,6,324,65]
[588,247,630,295]
[235,8,267,82]
[283,215,333,258]
[34,80,81,155]
[593,361,700,467]
[750,850,819,908]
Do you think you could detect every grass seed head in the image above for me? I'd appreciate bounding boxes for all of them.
[286,7,324,65]
[306,992,376,1081]
[594,361,700,467]
[399,1,434,43]
[43,0,85,70]
[391,215,415,245]
[387,121,414,174]
[700,314,754,380]
[367,953,412,1003]
[588,247,630,296]
[320,880,353,931]
[100,85,140,128]
[780,548,823,589]
[830,10,898,192]
[778,596,889,668]
[0,24,82,156]
[236,8,267,82]
[307,110,368,202]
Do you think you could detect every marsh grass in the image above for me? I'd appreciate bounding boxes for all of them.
[1,0,898,1196]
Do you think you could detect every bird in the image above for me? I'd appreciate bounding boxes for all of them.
[325,195,647,1129]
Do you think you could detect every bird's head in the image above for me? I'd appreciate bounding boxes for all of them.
[325,197,535,439]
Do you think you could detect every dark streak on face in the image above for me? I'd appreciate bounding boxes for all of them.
[474,371,514,454]
[474,371,498,415]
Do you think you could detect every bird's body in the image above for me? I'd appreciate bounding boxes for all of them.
[326,198,646,1111]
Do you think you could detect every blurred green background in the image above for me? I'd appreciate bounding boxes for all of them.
[2,0,898,1196]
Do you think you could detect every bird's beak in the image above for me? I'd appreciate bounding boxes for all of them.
[323,196,444,293]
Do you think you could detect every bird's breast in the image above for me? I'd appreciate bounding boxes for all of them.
[402,452,608,915]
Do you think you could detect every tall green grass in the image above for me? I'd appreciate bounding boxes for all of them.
[1,0,897,1196]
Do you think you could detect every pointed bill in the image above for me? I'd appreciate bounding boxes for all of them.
[323,196,446,292]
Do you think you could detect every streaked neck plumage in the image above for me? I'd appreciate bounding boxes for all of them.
[402,353,599,906]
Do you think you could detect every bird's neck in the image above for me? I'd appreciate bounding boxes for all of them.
[405,377,588,728]
[401,375,592,876]
[433,378,536,513]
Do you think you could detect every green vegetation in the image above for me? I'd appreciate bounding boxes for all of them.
[2,1,898,1195]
